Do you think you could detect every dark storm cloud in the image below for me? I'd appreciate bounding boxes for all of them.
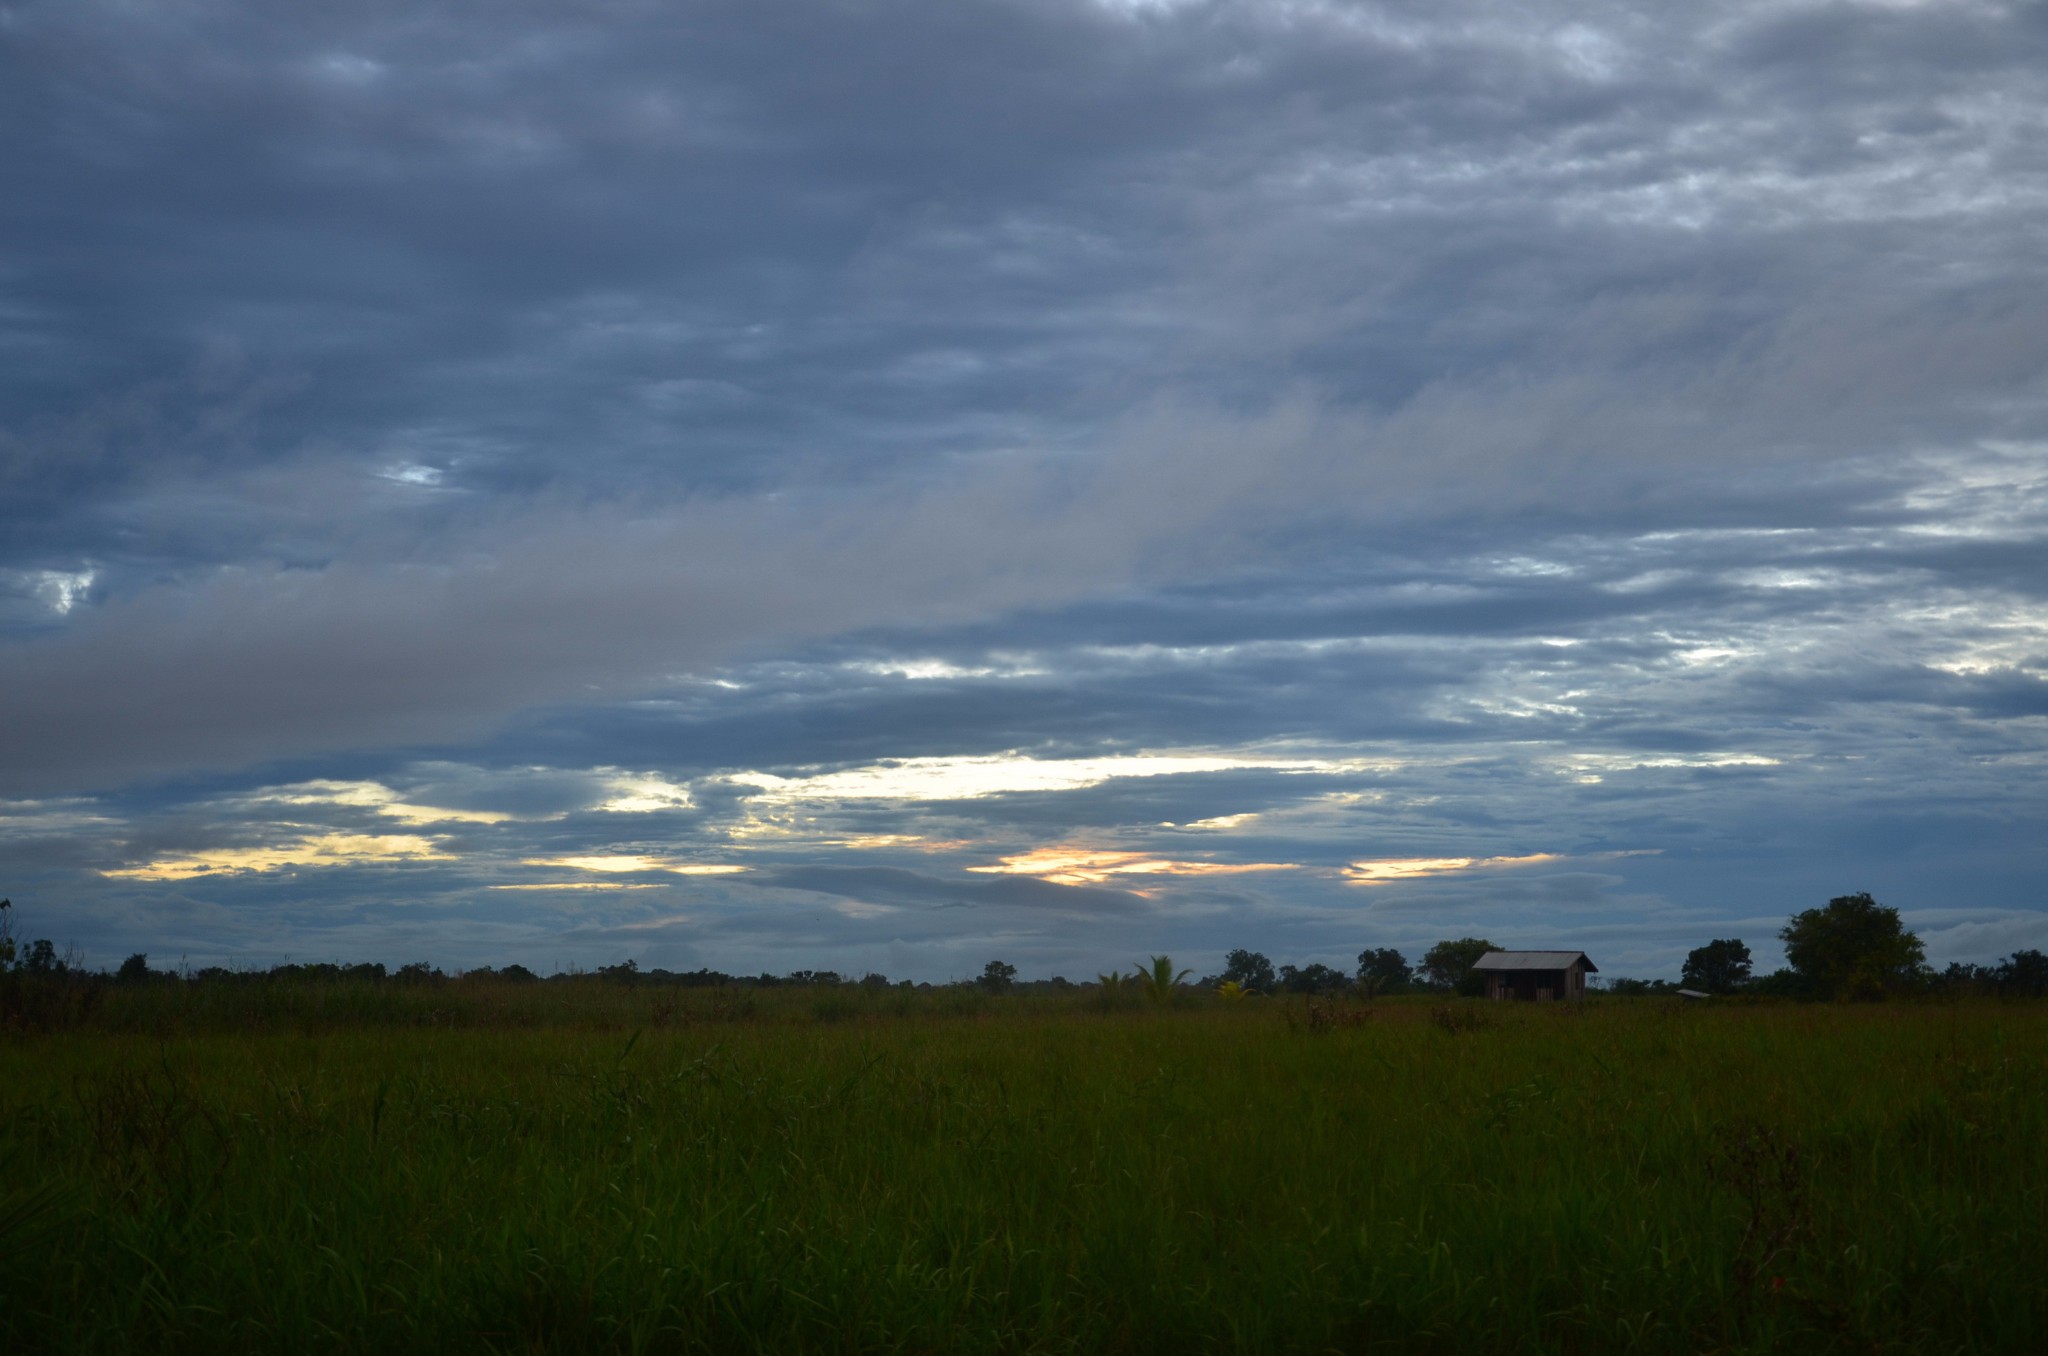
[3,0,2045,792]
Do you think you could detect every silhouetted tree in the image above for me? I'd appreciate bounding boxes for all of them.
[1935,961,1993,993]
[978,960,1017,994]
[116,953,154,984]
[1421,938,1495,996]
[20,939,64,976]
[1681,939,1752,994]
[1998,949,2048,997]
[1355,947,1411,995]
[1219,949,1276,992]
[1781,893,1925,999]
[1278,962,1349,993]
[784,969,842,986]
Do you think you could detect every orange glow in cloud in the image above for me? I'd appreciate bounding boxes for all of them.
[104,832,451,880]
[1343,852,1561,885]
[969,847,1298,887]
[521,855,747,876]
[488,882,671,891]
[489,855,751,890]
[828,834,977,852]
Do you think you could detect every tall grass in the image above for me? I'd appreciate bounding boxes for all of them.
[0,996,2041,1352]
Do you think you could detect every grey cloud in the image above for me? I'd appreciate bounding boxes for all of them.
[1911,910,2048,966]
[3,1,2045,973]
[755,864,1144,915]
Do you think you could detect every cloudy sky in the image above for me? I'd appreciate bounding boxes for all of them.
[3,0,2045,980]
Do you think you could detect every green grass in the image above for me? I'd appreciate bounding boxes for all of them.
[1,991,2042,1352]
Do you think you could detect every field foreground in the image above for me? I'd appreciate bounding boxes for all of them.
[1,993,2042,1353]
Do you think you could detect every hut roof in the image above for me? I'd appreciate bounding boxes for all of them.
[1471,950,1598,973]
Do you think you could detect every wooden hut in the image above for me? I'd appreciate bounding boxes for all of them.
[1472,950,1597,1001]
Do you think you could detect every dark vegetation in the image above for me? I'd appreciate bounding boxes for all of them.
[0,896,2044,1351]
[4,894,2045,1035]
[1683,938,1755,993]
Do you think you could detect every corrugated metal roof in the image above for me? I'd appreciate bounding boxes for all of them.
[1471,950,1598,972]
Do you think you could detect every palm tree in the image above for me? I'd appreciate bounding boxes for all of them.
[1138,954,1190,1004]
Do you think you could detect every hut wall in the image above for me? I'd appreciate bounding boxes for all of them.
[1485,966,1585,1001]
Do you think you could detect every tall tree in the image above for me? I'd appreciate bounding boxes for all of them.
[1996,949,2048,998]
[1680,939,1752,994]
[1780,893,1925,999]
[1219,949,1276,992]
[1420,938,1495,996]
[1356,947,1411,995]
[19,939,62,976]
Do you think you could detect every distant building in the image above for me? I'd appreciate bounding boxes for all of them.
[1472,950,1597,1001]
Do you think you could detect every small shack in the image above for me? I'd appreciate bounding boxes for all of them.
[1472,950,1597,1001]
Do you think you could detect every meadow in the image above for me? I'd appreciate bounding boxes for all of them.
[0,982,2041,1353]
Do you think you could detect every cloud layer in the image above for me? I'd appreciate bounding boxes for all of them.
[2,1,2044,976]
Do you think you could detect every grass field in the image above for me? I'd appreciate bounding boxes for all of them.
[1,985,2042,1353]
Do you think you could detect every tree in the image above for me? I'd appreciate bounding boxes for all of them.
[1278,962,1349,993]
[1219,949,1276,993]
[1356,947,1411,996]
[20,939,63,977]
[1780,893,1925,999]
[1681,939,1752,994]
[978,960,1017,994]
[0,898,14,970]
[1420,938,1495,996]
[1997,949,2048,998]
[116,953,154,985]
[1934,961,1993,994]
[1138,955,1190,1004]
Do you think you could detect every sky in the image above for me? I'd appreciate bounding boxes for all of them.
[2,0,2045,981]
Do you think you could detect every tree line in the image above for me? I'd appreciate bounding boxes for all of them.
[3,893,2044,1000]
[1169,894,2046,1001]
